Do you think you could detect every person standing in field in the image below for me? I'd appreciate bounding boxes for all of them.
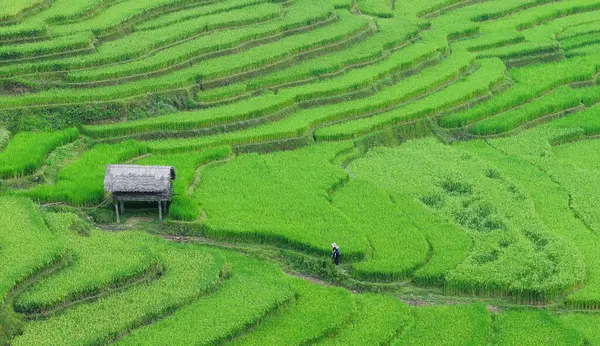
[331,243,340,265]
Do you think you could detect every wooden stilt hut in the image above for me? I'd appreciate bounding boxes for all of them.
[104,164,176,223]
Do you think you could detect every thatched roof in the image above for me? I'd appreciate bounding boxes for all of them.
[104,165,176,194]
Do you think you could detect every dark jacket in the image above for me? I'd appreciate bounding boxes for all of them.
[332,247,340,259]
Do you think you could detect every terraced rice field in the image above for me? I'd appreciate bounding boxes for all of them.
[2,0,600,344]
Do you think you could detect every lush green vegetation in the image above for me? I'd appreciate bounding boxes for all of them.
[0,128,78,179]
[4,0,600,343]
[136,146,232,220]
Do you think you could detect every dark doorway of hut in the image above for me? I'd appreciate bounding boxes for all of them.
[113,200,170,224]
[104,164,176,224]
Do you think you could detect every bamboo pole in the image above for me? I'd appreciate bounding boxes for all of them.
[158,201,163,222]
[114,201,120,224]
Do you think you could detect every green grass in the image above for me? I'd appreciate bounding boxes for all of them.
[315,57,505,140]
[66,3,282,82]
[0,0,44,21]
[0,128,79,179]
[135,146,232,221]
[0,32,96,60]
[24,141,147,205]
[0,0,333,78]
[548,102,600,135]
[0,197,64,305]
[392,303,491,346]
[459,133,600,307]
[349,138,585,300]
[440,53,600,128]
[561,313,600,345]
[140,48,474,153]
[357,0,393,18]
[469,85,583,135]
[492,309,584,346]
[230,278,354,345]
[333,178,430,280]
[193,142,369,259]
[0,10,366,109]
[136,0,272,30]
[12,240,225,346]
[318,293,410,345]
[117,251,294,345]
[15,213,157,313]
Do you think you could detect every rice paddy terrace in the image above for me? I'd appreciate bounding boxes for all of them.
[2,0,600,344]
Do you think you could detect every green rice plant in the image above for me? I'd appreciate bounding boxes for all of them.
[478,0,600,33]
[332,179,430,280]
[315,57,505,140]
[492,309,584,346]
[346,146,472,285]
[356,0,393,18]
[140,48,473,152]
[559,18,600,40]
[24,141,147,205]
[117,251,294,345]
[318,293,410,346]
[0,197,64,306]
[0,0,44,21]
[137,0,272,30]
[469,86,583,135]
[392,303,491,346]
[397,193,472,286]
[575,85,600,106]
[0,128,79,179]
[231,278,354,345]
[49,0,211,36]
[566,42,600,57]
[547,138,600,234]
[197,83,249,102]
[0,128,10,150]
[459,0,557,22]
[12,241,225,346]
[0,0,333,78]
[561,313,600,345]
[0,10,365,109]
[349,138,585,300]
[73,8,366,83]
[66,3,283,82]
[560,32,600,51]
[23,0,106,23]
[0,0,109,39]
[85,37,442,139]
[396,0,463,17]
[193,142,369,259]
[15,213,157,313]
[460,136,600,307]
[329,0,353,9]
[237,16,422,91]
[281,40,447,103]
[136,146,232,221]
[548,102,600,135]
[0,31,96,60]
[440,53,600,128]
[460,5,600,62]
[475,41,558,60]
[83,92,293,138]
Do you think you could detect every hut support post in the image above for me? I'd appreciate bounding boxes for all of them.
[158,201,163,222]
[119,200,124,213]
[114,201,120,224]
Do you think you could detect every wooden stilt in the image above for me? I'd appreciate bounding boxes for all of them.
[158,200,163,222]
[119,200,124,213]
[114,201,120,224]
